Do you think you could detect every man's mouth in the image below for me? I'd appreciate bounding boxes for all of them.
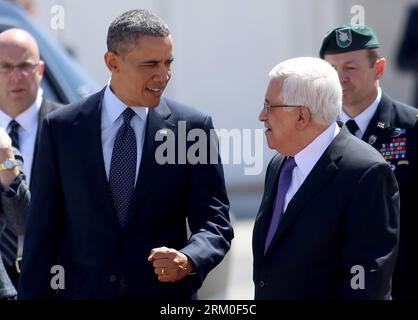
[264,123,272,133]
[10,88,25,94]
[146,86,164,94]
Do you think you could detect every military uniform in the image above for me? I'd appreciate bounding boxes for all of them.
[320,24,418,300]
[360,93,418,300]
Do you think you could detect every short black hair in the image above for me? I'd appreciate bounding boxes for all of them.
[107,9,170,56]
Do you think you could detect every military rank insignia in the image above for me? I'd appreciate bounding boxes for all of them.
[368,135,377,145]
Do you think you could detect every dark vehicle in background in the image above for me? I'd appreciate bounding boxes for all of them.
[0,0,231,299]
[0,0,97,103]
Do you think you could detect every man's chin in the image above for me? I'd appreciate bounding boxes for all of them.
[146,100,161,109]
[266,139,276,151]
[342,94,355,106]
[143,96,163,109]
[8,98,33,112]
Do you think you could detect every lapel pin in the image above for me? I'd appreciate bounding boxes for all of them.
[368,135,377,145]
[377,122,385,129]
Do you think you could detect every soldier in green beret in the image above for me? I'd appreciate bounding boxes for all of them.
[320,24,418,300]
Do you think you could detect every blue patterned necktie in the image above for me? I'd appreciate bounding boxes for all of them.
[0,120,21,270]
[109,108,137,227]
[264,157,297,254]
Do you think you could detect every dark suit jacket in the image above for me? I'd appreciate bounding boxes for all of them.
[0,98,60,296]
[17,88,233,300]
[360,93,418,300]
[397,4,418,107]
[0,150,29,299]
[252,125,399,300]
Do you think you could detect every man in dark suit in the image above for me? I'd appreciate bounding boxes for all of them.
[397,4,418,108]
[18,9,233,300]
[0,28,60,291]
[320,24,418,300]
[0,129,29,300]
[253,57,399,299]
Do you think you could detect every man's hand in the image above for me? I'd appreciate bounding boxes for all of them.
[0,128,19,187]
[148,246,196,283]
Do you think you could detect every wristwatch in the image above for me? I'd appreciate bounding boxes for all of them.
[0,158,18,171]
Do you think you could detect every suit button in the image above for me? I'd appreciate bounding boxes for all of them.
[109,275,117,283]
[259,281,265,288]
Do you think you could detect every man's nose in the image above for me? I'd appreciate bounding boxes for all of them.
[9,66,25,80]
[154,66,171,82]
[259,108,267,122]
[337,70,349,83]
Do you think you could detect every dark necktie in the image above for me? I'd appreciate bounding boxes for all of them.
[345,119,359,135]
[264,157,297,254]
[109,108,137,227]
[7,120,21,149]
[0,120,21,271]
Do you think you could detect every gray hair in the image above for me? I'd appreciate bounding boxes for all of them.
[269,57,342,125]
[107,9,170,56]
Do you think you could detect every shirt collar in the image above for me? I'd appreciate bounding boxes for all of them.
[0,88,42,132]
[294,122,340,177]
[103,84,148,124]
[340,87,382,136]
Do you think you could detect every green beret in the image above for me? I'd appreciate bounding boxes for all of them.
[319,24,379,58]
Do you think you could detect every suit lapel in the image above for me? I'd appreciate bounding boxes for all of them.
[30,99,60,188]
[264,125,349,255]
[362,93,393,147]
[73,88,121,227]
[253,155,285,259]
[127,98,174,226]
[35,99,59,145]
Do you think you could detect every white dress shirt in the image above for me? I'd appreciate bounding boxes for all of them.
[340,87,382,138]
[283,122,340,212]
[0,89,43,186]
[101,85,148,185]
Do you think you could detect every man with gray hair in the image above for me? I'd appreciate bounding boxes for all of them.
[18,9,233,299]
[253,57,399,299]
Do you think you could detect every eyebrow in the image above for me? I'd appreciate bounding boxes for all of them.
[139,59,159,64]
[140,57,174,64]
[343,60,359,65]
[0,59,37,64]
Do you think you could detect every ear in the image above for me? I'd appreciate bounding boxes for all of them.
[374,57,386,80]
[104,51,119,73]
[296,106,311,129]
[37,60,45,78]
